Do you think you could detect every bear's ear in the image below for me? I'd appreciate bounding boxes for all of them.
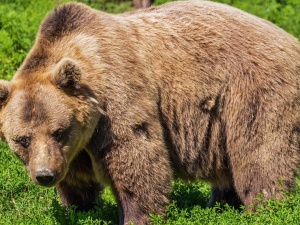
[0,80,11,107]
[52,58,81,92]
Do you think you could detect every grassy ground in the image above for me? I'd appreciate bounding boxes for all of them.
[1,0,300,224]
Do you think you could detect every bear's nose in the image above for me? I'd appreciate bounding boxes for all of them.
[35,168,55,186]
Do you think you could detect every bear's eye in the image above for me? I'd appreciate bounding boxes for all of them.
[53,128,65,142]
[14,136,31,149]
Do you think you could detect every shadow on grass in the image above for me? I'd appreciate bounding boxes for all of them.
[170,179,210,210]
[51,197,118,225]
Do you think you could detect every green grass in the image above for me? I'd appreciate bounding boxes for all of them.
[1,0,300,224]
[2,140,300,224]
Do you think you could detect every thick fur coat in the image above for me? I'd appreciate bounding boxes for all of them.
[0,1,299,224]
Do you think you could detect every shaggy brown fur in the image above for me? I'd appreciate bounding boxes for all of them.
[0,1,299,224]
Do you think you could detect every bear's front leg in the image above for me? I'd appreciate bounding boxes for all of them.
[56,150,102,211]
[97,133,172,224]
[109,141,171,225]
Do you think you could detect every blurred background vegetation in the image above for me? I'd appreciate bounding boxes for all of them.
[0,0,299,80]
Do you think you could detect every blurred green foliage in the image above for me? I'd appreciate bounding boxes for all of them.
[0,0,64,79]
[214,0,300,40]
[0,0,299,80]
[81,0,132,13]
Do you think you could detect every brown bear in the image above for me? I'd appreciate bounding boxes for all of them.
[0,1,299,224]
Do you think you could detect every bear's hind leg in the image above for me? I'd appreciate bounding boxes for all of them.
[229,129,299,209]
[225,82,300,209]
[208,186,242,209]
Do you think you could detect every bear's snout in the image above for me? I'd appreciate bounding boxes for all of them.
[35,168,56,186]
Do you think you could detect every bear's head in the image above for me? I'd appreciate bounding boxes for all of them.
[0,58,100,187]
